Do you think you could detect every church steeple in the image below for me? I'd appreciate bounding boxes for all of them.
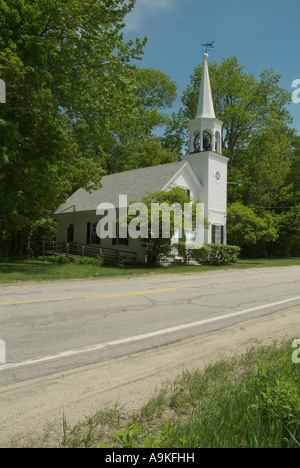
[182,50,228,247]
[196,53,216,119]
[188,53,223,154]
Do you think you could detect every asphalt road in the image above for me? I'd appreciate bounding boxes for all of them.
[0,266,300,387]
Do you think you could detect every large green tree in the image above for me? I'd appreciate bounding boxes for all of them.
[227,203,278,257]
[104,67,179,174]
[0,0,146,255]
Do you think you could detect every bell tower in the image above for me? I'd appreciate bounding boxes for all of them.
[182,51,229,245]
[188,53,223,155]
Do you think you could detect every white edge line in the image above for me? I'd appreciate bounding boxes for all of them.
[1,296,300,372]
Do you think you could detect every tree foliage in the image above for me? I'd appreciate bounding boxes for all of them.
[0,0,147,255]
[227,203,278,257]
[104,67,179,174]
[128,187,198,266]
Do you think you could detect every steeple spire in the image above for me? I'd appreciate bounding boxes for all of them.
[196,53,215,119]
[187,51,223,155]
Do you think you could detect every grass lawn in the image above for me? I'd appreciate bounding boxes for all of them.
[0,257,300,284]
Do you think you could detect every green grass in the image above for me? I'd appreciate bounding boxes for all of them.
[26,340,299,448]
[159,343,300,448]
[0,257,300,284]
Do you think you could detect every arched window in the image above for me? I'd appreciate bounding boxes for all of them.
[203,131,212,151]
[215,131,221,153]
[193,131,201,152]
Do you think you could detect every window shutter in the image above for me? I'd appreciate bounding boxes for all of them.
[179,230,186,243]
[86,222,91,245]
[212,225,216,244]
[221,226,224,245]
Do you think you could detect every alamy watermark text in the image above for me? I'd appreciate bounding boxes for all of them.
[292,79,300,104]
[96,195,205,248]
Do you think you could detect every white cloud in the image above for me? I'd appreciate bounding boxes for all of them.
[125,0,174,31]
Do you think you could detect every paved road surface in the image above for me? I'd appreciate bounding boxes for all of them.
[0,266,299,387]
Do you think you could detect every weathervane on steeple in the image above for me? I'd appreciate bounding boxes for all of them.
[202,42,214,54]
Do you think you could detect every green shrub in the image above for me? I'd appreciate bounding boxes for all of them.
[37,255,70,264]
[72,256,104,266]
[174,242,196,265]
[119,257,136,267]
[193,244,241,265]
[36,255,104,266]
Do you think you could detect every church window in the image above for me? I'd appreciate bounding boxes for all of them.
[91,222,101,245]
[112,222,129,246]
[67,224,74,243]
[87,222,100,245]
[212,225,224,244]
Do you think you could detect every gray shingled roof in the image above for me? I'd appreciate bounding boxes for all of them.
[55,160,188,214]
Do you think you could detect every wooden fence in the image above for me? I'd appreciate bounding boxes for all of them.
[42,241,137,266]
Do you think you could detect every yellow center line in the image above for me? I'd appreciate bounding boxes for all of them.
[0,273,299,307]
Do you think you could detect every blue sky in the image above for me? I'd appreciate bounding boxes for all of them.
[124,0,300,134]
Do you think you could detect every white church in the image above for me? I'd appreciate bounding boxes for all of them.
[54,53,229,264]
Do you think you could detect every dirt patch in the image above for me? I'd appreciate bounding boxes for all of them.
[0,306,299,447]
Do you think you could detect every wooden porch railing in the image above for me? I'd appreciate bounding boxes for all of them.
[42,241,137,266]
